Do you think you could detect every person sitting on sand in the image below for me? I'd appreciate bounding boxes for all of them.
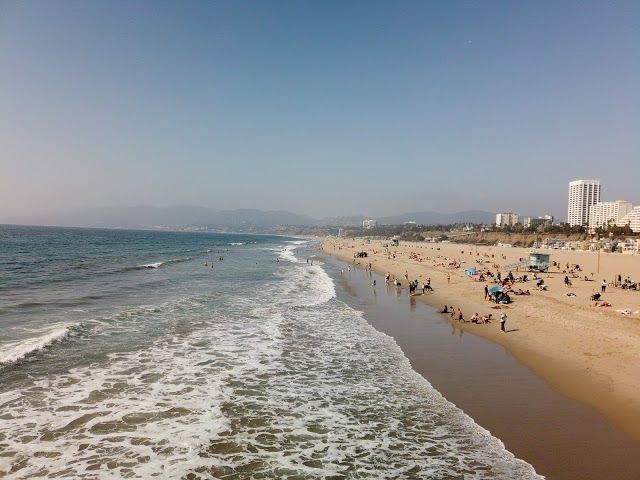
[470,312,480,323]
[440,305,449,313]
[481,313,493,323]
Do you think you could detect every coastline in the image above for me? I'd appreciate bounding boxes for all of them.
[320,237,640,442]
[319,245,640,479]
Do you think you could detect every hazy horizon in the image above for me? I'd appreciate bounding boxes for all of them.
[2,1,639,222]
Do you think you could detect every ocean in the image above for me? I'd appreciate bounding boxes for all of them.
[0,226,540,478]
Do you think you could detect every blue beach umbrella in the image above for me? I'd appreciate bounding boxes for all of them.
[488,286,503,293]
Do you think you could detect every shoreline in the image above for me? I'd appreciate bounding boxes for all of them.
[319,246,640,479]
[320,238,640,444]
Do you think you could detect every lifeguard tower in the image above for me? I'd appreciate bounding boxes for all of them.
[504,252,551,272]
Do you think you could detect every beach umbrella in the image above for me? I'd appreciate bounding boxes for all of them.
[488,286,503,293]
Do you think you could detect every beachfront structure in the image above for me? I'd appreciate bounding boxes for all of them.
[495,212,519,228]
[621,206,640,233]
[568,179,601,227]
[362,219,377,229]
[618,239,640,254]
[588,201,633,232]
[522,214,554,230]
[504,252,551,272]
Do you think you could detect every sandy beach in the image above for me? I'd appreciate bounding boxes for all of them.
[321,237,640,442]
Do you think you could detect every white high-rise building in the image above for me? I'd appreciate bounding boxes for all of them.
[567,180,601,227]
[621,206,640,233]
[495,212,519,228]
[588,201,633,232]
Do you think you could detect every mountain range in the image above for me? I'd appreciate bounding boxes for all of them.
[9,206,495,229]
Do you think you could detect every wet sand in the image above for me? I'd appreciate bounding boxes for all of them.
[322,254,640,480]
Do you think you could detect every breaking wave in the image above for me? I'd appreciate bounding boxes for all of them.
[0,325,74,365]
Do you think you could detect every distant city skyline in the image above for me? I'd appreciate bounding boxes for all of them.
[1,1,639,222]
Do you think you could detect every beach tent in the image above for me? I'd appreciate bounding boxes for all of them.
[488,285,503,293]
[465,267,477,276]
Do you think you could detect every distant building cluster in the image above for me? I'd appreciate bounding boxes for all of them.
[495,212,553,230]
[362,219,377,229]
[567,179,639,233]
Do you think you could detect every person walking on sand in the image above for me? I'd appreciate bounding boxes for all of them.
[500,313,507,332]
[601,279,607,293]
[457,308,464,322]
[447,273,451,284]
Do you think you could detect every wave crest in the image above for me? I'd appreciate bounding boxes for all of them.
[0,325,73,365]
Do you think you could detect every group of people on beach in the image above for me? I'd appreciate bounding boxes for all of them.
[438,305,507,331]
[330,236,640,339]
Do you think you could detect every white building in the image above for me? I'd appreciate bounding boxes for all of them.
[362,219,377,229]
[588,201,633,232]
[568,180,601,227]
[495,212,519,228]
[618,238,640,254]
[523,214,554,229]
[621,206,640,233]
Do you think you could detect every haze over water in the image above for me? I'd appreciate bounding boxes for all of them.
[0,226,540,478]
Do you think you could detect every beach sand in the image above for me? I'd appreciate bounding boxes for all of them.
[320,247,640,479]
[321,238,640,445]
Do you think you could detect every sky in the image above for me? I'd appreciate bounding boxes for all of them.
[1,0,638,222]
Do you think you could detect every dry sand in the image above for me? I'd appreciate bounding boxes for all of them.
[322,238,640,441]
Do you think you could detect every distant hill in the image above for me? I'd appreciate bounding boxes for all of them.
[24,206,316,229]
[12,206,495,230]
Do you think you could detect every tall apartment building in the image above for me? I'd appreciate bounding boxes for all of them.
[621,207,640,233]
[567,180,601,227]
[495,212,519,228]
[588,201,633,232]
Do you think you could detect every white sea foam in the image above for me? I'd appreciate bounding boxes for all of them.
[228,242,245,245]
[136,257,191,269]
[0,242,541,479]
[0,325,72,365]
[139,262,163,268]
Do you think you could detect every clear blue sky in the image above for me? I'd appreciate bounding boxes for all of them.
[1,0,638,221]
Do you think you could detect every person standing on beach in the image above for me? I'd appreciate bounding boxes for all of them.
[484,284,489,300]
[447,273,451,284]
[601,280,607,293]
[500,313,507,332]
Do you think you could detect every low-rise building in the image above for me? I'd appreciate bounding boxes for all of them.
[522,214,554,230]
[618,238,640,254]
[362,219,377,229]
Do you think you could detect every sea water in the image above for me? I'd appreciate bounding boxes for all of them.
[0,226,541,478]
